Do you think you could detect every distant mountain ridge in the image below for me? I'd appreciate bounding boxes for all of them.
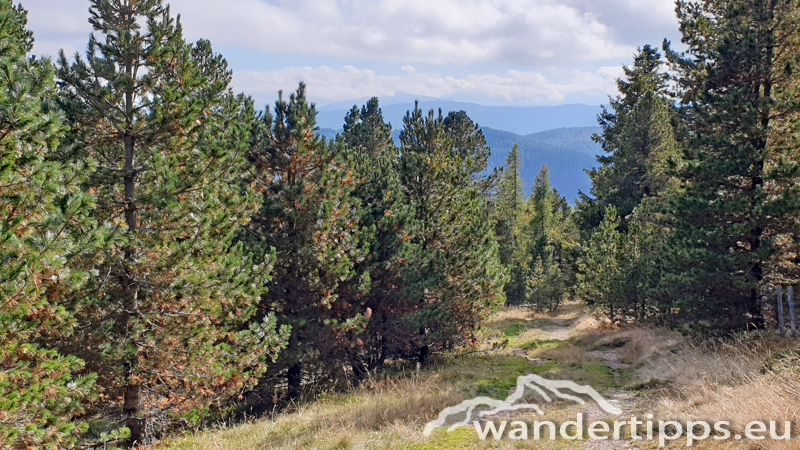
[318,125,602,202]
[316,100,600,135]
[483,127,600,201]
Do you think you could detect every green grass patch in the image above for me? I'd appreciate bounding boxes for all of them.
[473,361,559,398]
[526,362,617,392]
[403,427,478,450]
[518,339,568,352]
[485,317,568,339]
[767,349,800,372]
[488,318,530,338]
[613,367,637,387]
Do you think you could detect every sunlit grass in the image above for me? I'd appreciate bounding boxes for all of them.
[164,304,799,450]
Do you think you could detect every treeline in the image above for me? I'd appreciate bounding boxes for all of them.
[498,0,800,332]
[0,1,506,447]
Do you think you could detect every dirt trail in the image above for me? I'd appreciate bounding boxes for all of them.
[542,326,571,341]
[505,310,639,449]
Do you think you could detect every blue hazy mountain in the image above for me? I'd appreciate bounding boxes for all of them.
[482,127,601,201]
[318,125,602,202]
[317,100,600,136]
[318,93,440,111]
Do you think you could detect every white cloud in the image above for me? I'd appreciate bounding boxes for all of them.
[19,0,675,105]
[22,0,680,65]
[169,0,639,65]
[23,0,89,57]
[235,64,623,103]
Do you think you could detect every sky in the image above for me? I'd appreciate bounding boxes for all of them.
[23,0,682,107]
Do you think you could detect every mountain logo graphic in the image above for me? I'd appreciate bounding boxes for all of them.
[423,374,622,436]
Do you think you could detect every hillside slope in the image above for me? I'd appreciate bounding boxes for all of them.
[318,126,602,202]
[483,127,600,201]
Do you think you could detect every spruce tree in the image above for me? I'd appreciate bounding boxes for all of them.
[55,1,287,442]
[578,45,678,234]
[495,144,525,304]
[0,2,97,446]
[577,205,664,323]
[577,207,624,321]
[518,165,577,310]
[664,0,800,329]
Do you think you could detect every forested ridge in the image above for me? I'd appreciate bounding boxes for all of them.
[318,126,602,201]
[2,0,800,448]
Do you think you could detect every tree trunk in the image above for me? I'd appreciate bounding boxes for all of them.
[121,54,142,445]
[788,286,797,339]
[287,363,302,401]
[286,325,302,401]
[376,337,386,371]
[120,271,142,444]
[777,285,785,336]
[123,380,143,445]
[418,344,430,367]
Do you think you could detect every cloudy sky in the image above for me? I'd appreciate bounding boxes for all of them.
[23,0,681,107]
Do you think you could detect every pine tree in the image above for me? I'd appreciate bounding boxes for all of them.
[663,0,800,329]
[55,1,287,442]
[578,45,678,235]
[338,98,409,376]
[342,97,394,156]
[245,84,371,401]
[763,5,800,289]
[397,104,506,364]
[442,110,493,190]
[0,2,97,446]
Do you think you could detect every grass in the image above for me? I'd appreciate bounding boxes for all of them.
[163,304,800,450]
[632,331,800,450]
[519,339,568,351]
[164,351,583,450]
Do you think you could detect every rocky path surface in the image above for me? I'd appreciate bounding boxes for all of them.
[505,313,640,449]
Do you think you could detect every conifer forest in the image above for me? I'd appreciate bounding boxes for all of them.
[2,0,800,448]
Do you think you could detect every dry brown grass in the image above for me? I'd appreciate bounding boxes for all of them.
[531,302,587,321]
[635,332,800,449]
[565,315,800,449]
[537,344,595,364]
[512,327,551,344]
[571,315,619,334]
[164,306,800,450]
[166,373,470,450]
[484,306,531,324]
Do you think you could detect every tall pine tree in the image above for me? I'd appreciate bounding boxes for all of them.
[664,0,800,329]
[244,85,371,402]
[56,1,287,442]
[338,98,410,376]
[397,104,506,364]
